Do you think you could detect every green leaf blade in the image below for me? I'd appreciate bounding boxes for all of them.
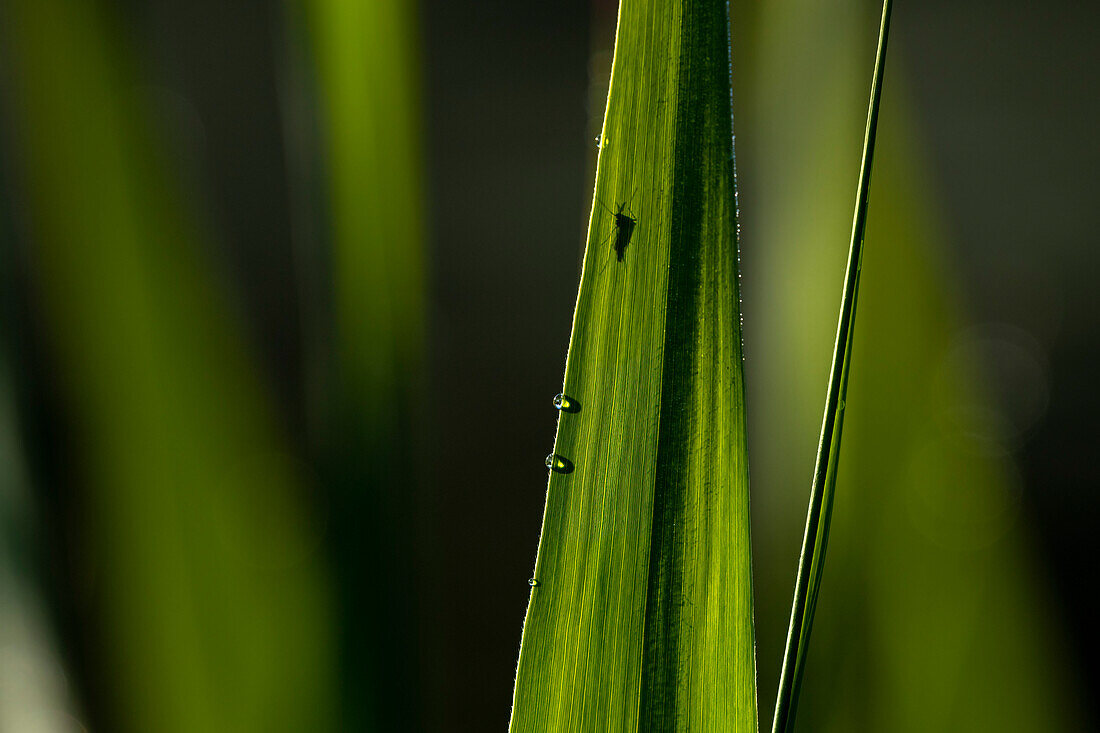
[510,1,756,730]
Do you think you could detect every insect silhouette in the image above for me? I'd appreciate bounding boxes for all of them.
[594,192,637,275]
[610,201,637,262]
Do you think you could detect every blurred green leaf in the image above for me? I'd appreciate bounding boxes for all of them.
[287,0,427,728]
[298,0,425,399]
[1,2,336,731]
[510,1,756,729]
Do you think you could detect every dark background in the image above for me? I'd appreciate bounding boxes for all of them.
[2,0,1097,730]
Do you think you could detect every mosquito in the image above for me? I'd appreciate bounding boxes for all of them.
[594,190,637,275]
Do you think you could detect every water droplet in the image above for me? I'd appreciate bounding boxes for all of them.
[529,578,540,587]
[594,135,601,148]
[545,453,574,474]
[552,393,580,413]
[838,399,846,411]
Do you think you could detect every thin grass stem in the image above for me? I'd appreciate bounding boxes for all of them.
[770,2,893,732]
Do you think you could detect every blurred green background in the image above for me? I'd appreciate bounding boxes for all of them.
[0,0,1096,731]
